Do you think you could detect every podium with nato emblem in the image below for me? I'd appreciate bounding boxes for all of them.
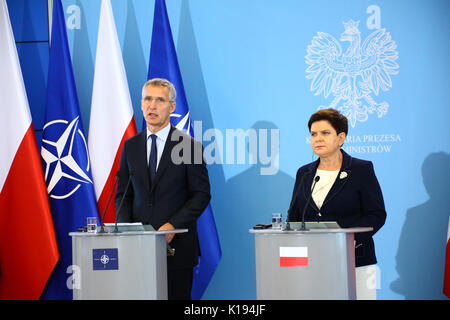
[69,224,187,300]
[249,222,372,300]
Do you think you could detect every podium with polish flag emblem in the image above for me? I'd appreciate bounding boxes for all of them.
[250,223,372,300]
[69,227,187,300]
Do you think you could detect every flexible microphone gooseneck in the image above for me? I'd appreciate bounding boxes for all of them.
[113,170,133,233]
[287,173,309,222]
[300,175,320,231]
[97,172,119,234]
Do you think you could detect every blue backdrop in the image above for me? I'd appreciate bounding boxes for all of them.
[8,0,450,299]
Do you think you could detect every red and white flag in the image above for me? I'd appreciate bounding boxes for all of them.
[280,247,308,267]
[444,218,450,298]
[0,0,59,299]
[88,0,137,223]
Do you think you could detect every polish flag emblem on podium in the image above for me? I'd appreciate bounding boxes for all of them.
[280,247,308,267]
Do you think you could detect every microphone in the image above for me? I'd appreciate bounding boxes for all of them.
[112,169,133,233]
[300,175,320,231]
[97,172,119,234]
[287,173,309,222]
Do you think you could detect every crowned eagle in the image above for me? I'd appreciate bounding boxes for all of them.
[305,20,399,127]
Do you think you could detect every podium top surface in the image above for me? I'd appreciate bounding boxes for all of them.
[249,227,373,235]
[69,229,188,237]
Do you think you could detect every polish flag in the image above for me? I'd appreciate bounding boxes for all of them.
[444,218,450,298]
[0,0,58,299]
[88,0,137,223]
[280,247,308,267]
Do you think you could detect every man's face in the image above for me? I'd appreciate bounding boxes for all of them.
[141,85,176,133]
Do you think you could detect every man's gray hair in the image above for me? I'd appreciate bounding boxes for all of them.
[141,78,177,102]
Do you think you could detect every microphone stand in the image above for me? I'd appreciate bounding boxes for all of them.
[287,173,309,223]
[300,175,320,231]
[97,173,119,234]
[112,171,133,233]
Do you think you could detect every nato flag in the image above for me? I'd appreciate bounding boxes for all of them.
[40,0,100,300]
[146,0,222,300]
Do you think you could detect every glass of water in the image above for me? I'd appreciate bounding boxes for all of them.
[86,217,97,233]
[271,213,282,230]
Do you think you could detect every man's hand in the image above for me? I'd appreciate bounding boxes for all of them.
[158,222,175,244]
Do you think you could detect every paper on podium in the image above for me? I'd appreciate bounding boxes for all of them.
[288,221,341,230]
[103,222,155,232]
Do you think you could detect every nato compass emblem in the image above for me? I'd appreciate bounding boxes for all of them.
[41,117,93,199]
[171,111,191,135]
[305,19,399,127]
[93,248,118,270]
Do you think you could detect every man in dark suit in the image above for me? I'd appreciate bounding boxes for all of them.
[115,78,211,300]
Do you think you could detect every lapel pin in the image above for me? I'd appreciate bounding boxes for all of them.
[339,171,348,179]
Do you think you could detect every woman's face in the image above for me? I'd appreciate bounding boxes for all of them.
[310,120,346,158]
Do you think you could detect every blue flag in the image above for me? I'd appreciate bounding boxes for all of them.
[147,0,221,299]
[40,0,100,300]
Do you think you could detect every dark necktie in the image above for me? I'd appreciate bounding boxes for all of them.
[149,134,157,182]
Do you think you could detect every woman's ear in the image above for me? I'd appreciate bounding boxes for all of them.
[339,132,346,146]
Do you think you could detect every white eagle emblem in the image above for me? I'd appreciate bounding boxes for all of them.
[305,20,399,127]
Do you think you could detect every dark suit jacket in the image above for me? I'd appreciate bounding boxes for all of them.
[287,149,386,267]
[115,125,211,269]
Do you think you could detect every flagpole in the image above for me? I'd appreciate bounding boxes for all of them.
[47,0,53,45]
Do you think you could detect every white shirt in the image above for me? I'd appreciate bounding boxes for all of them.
[146,124,171,170]
[312,169,339,210]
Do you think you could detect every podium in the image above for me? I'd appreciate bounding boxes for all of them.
[249,223,372,300]
[69,228,187,300]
